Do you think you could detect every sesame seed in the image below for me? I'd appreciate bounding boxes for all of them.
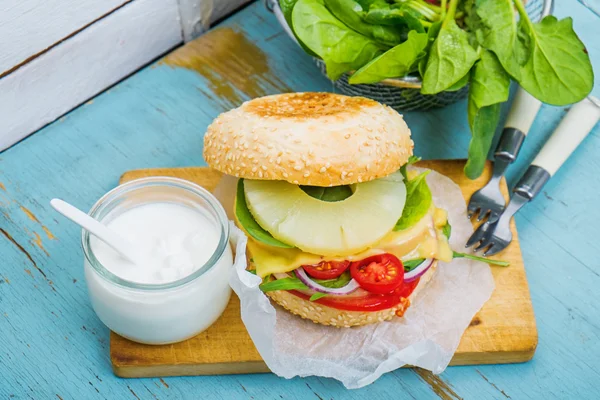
[251,166,258,173]
[293,165,302,171]
[261,165,267,171]
[303,172,310,177]
[319,167,326,173]
[292,180,299,184]
[267,143,274,149]
[283,172,289,178]
[345,133,351,139]
[258,171,263,178]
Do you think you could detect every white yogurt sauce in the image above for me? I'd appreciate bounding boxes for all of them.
[90,203,220,284]
[84,180,233,345]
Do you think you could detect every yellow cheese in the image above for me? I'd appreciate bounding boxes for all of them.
[248,206,453,277]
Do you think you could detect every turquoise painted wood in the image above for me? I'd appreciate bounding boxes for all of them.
[1,1,599,399]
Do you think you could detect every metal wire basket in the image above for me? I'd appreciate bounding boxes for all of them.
[266,0,553,111]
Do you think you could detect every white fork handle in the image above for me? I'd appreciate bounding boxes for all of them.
[532,97,600,176]
[504,87,543,134]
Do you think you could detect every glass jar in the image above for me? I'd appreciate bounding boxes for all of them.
[82,177,232,345]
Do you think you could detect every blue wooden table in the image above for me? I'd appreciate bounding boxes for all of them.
[1,1,599,399]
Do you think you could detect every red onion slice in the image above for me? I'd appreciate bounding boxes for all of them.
[295,268,360,295]
[404,259,434,282]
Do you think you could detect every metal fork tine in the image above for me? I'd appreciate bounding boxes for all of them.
[484,242,507,256]
[474,239,492,253]
[466,224,487,247]
[476,209,490,222]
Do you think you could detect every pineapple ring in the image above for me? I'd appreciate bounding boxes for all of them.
[244,171,407,256]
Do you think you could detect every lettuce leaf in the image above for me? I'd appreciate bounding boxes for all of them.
[235,179,294,248]
[309,293,328,301]
[313,271,352,288]
[394,170,432,231]
[259,277,308,292]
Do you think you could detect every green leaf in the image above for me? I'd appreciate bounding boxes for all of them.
[453,251,510,267]
[394,171,432,230]
[235,179,294,248]
[313,271,352,288]
[400,155,421,180]
[309,292,328,301]
[468,0,521,79]
[512,13,594,105]
[403,258,425,272]
[421,19,479,94]
[300,185,353,202]
[465,104,501,179]
[292,0,385,80]
[464,50,510,179]
[349,31,428,84]
[445,73,469,92]
[324,0,406,46]
[280,0,319,57]
[281,0,300,27]
[260,277,309,292]
[442,221,452,239]
[364,4,425,33]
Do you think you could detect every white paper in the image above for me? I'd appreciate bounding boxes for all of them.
[225,169,495,389]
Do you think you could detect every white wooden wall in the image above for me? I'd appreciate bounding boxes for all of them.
[0,0,250,151]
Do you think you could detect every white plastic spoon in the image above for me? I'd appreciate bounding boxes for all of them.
[50,198,145,265]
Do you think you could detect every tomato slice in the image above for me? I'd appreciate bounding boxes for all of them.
[302,260,350,280]
[288,279,419,312]
[349,254,404,294]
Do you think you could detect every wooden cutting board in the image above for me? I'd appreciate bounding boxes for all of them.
[110,160,537,378]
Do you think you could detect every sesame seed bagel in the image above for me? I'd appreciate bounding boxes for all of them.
[265,261,437,328]
[204,92,413,186]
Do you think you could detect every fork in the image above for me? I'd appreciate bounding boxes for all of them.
[467,96,600,255]
[467,88,542,222]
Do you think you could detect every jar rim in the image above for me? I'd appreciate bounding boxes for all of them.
[81,176,230,291]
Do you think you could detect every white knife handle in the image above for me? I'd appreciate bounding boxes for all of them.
[504,87,543,134]
[532,97,600,176]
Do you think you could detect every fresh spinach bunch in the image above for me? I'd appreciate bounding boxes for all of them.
[284,0,594,178]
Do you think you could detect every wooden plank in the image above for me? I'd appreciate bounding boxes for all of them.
[0,0,182,151]
[177,0,253,41]
[110,160,536,377]
[0,0,129,75]
[0,2,598,399]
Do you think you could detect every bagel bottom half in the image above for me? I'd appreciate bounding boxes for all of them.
[263,261,438,328]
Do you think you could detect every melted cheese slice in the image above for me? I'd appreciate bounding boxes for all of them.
[248,207,453,277]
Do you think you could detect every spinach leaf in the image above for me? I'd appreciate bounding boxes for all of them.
[418,20,442,78]
[324,0,405,46]
[465,104,501,179]
[400,155,421,180]
[313,271,352,288]
[453,251,510,267]
[310,292,328,301]
[445,73,469,91]
[403,258,425,272]
[292,0,385,80]
[281,0,300,28]
[235,179,294,248]
[421,0,479,94]
[394,171,432,231]
[300,185,353,202]
[260,277,309,292]
[468,0,520,79]
[464,50,510,179]
[364,4,425,33]
[349,31,428,84]
[280,0,319,57]
[511,8,594,105]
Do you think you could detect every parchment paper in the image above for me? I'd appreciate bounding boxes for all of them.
[224,169,495,389]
